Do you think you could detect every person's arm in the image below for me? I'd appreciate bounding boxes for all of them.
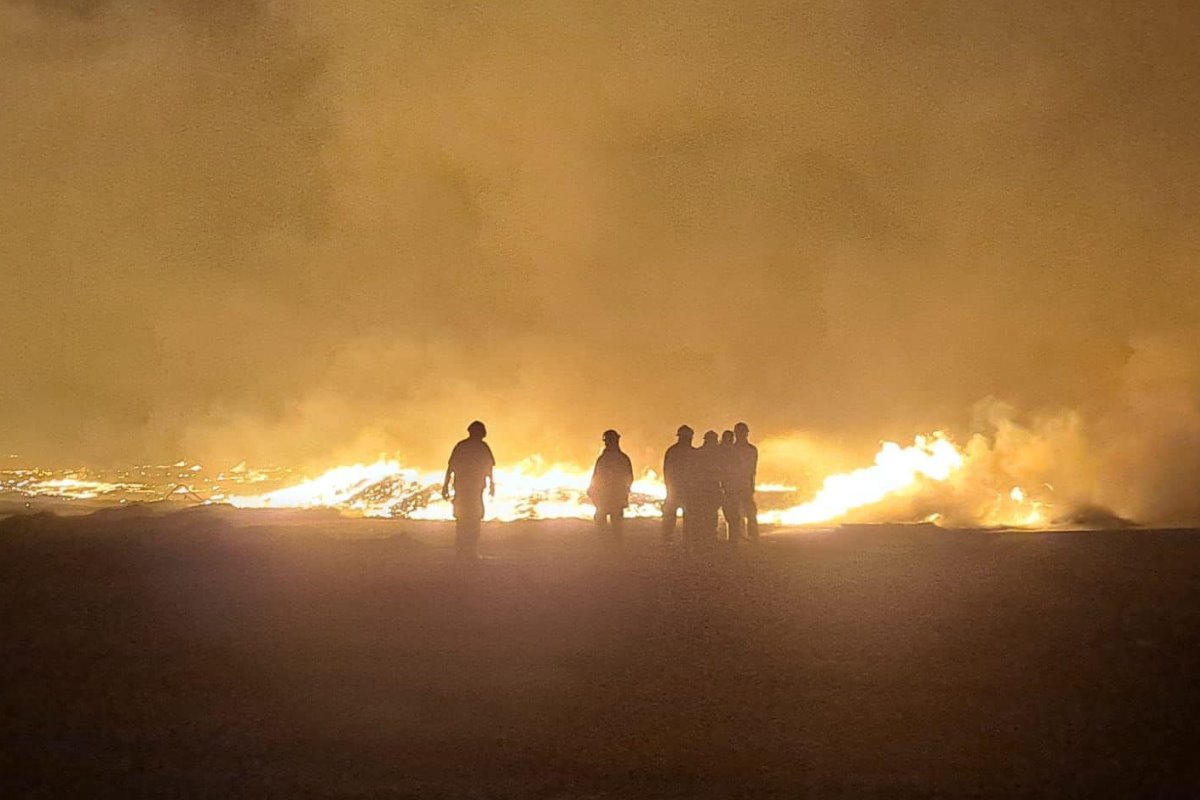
[486,446,496,498]
[442,443,458,501]
[622,454,634,492]
[587,456,601,501]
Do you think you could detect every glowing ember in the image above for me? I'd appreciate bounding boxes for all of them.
[228,461,411,511]
[22,477,134,500]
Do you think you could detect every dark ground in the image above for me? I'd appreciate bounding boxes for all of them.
[2,508,1199,798]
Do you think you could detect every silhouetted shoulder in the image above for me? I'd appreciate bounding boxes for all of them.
[449,438,494,477]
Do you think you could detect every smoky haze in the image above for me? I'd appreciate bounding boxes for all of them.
[2,1,1199,522]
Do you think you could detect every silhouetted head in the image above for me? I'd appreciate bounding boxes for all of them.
[602,429,620,447]
[734,422,750,441]
[703,430,719,447]
[467,420,487,439]
[721,430,735,446]
[676,425,694,444]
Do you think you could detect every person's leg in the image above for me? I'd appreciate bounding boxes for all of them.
[610,507,624,538]
[686,501,704,551]
[468,518,482,557]
[681,503,691,554]
[455,492,484,558]
[723,495,742,542]
[661,496,679,542]
[455,518,480,559]
[704,500,720,543]
[744,494,759,540]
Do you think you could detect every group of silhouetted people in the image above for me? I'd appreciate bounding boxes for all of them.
[660,423,759,548]
[441,420,758,559]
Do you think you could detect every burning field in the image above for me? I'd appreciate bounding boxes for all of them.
[5,0,1200,793]
[1,428,1100,530]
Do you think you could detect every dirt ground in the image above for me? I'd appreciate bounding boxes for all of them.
[2,508,1199,798]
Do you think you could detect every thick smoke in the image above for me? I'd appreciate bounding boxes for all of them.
[2,2,1198,523]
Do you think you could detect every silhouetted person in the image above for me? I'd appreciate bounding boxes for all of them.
[719,429,741,542]
[441,420,496,559]
[661,425,695,543]
[687,430,724,546]
[731,421,759,541]
[588,429,634,537]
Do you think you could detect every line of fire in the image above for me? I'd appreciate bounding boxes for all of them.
[2,430,1061,529]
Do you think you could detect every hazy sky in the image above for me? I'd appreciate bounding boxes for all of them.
[2,1,1198,509]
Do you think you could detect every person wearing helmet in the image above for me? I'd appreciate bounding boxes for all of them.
[587,429,634,537]
[661,425,695,543]
[441,420,496,559]
[731,421,759,541]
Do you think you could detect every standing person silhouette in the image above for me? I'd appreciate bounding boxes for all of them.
[719,429,742,542]
[661,425,695,543]
[689,430,724,546]
[588,429,634,538]
[441,420,496,559]
[731,421,759,541]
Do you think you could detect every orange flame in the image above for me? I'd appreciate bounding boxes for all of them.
[2,433,1052,528]
[220,432,1049,527]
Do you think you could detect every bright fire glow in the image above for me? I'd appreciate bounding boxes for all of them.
[222,431,1049,527]
[761,433,964,525]
[224,457,672,522]
[3,433,1054,528]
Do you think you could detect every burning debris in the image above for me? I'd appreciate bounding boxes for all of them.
[0,463,298,507]
[224,459,676,523]
[1,432,1062,528]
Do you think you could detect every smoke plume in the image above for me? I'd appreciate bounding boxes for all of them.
[2,1,1198,523]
